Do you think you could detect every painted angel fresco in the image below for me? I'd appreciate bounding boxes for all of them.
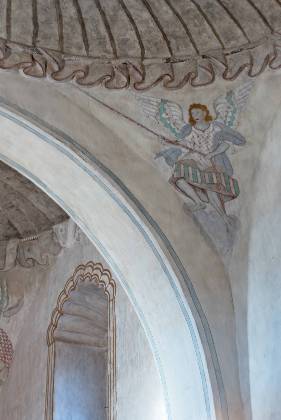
[137,83,253,228]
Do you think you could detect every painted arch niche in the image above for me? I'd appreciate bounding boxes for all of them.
[45,262,116,420]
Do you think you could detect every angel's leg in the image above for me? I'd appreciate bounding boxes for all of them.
[207,191,232,227]
[175,179,206,211]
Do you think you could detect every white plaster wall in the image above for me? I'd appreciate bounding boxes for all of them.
[247,108,281,420]
[226,71,281,419]
[0,231,165,420]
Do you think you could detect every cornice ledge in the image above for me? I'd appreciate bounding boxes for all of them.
[0,32,280,90]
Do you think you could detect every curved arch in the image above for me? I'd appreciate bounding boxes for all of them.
[46,262,116,347]
[0,104,217,420]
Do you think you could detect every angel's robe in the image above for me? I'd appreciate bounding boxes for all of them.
[178,121,246,176]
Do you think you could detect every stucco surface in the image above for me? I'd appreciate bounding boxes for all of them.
[225,74,281,419]
[240,100,281,420]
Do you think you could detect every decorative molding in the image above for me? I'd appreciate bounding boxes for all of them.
[0,230,61,271]
[0,1,281,89]
[45,261,116,420]
[0,32,280,90]
[0,220,82,272]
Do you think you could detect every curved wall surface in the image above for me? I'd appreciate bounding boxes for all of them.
[247,106,281,420]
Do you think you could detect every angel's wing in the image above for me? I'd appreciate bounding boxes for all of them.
[214,81,254,129]
[135,95,186,139]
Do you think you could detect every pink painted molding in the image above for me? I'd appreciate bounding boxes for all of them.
[0,32,280,90]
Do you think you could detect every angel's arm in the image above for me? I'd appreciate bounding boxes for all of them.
[160,137,194,152]
[214,121,246,145]
[178,123,192,140]
[155,147,183,167]
[209,141,230,159]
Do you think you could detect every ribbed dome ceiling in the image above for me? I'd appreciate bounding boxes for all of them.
[0,0,280,89]
[0,161,67,241]
[1,0,280,57]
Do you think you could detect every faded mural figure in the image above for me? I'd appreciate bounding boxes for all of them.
[138,83,253,231]
[159,102,245,226]
[0,282,16,386]
[0,277,23,319]
[0,279,8,317]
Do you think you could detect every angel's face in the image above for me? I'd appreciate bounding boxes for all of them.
[190,108,206,123]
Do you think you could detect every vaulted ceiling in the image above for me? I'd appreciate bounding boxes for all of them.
[0,0,280,89]
[0,161,67,241]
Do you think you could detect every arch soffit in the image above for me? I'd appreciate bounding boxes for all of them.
[0,103,218,420]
